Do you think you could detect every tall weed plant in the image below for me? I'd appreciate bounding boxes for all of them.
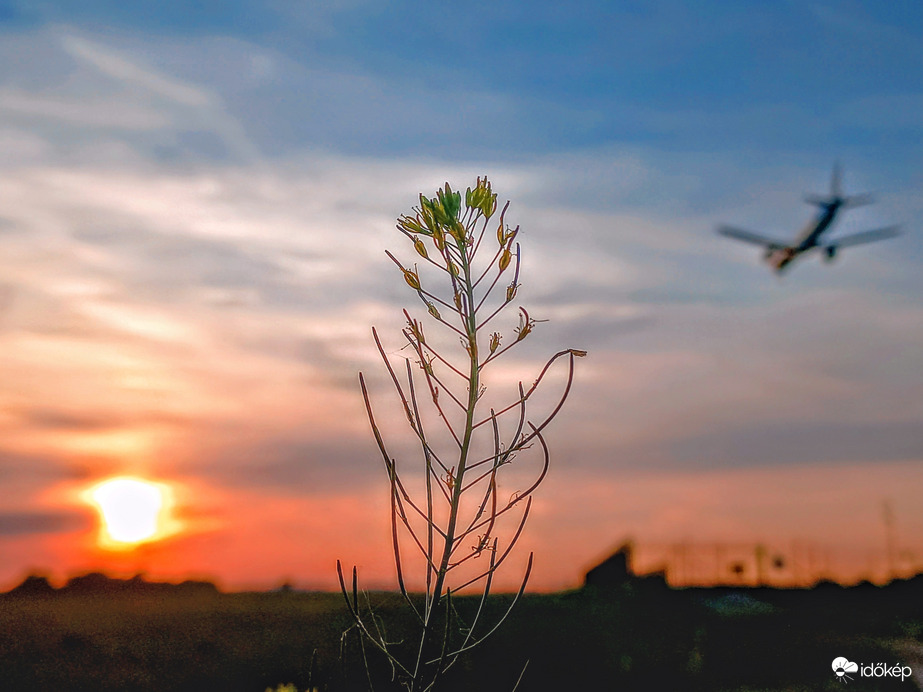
[338,177,585,691]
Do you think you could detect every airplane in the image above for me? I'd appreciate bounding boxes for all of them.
[718,164,900,273]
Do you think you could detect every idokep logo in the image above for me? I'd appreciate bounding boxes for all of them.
[832,657,859,683]
[832,656,913,684]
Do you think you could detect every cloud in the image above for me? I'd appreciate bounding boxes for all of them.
[61,35,210,107]
[669,419,923,468]
[0,29,260,166]
[0,511,89,536]
[190,434,383,495]
[1,107,920,486]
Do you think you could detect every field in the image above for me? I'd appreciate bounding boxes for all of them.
[1,575,921,691]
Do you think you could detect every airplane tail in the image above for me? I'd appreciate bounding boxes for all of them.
[803,163,873,209]
[831,161,842,198]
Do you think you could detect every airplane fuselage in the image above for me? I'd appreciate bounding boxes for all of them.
[794,202,840,250]
[768,201,842,272]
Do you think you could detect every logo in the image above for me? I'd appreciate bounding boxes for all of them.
[832,656,913,684]
[832,657,858,683]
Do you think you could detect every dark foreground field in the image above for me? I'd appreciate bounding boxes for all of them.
[2,574,921,691]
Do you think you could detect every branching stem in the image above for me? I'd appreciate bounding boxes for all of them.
[339,179,584,691]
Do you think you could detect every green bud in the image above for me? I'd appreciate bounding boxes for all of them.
[420,206,436,233]
[482,193,497,219]
[450,219,467,245]
[439,183,461,221]
[472,176,497,219]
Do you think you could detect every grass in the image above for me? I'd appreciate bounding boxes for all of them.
[0,590,346,691]
[2,578,920,691]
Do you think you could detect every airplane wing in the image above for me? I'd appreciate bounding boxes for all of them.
[804,193,831,207]
[717,225,789,250]
[803,193,873,208]
[826,226,901,249]
[842,193,874,209]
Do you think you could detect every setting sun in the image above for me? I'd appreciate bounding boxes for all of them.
[86,477,176,548]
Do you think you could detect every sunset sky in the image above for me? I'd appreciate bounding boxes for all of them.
[1,1,921,591]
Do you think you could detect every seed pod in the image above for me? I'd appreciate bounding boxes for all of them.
[515,307,533,342]
[402,268,421,290]
[407,319,424,344]
[499,248,512,272]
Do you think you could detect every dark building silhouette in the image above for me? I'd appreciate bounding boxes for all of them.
[6,574,56,598]
[3,572,220,598]
[584,542,634,589]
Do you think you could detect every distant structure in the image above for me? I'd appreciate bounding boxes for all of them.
[584,542,668,591]
[6,574,56,598]
[2,572,220,598]
[660,541,823,587]
[584,543,634,589]
[587,537,923,588]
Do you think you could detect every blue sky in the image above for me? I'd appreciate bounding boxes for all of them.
[0,0,920,588]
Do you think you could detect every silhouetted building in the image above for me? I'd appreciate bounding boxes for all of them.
[58,572,219,597]
[7,574,55,598]
[584,543,634,589]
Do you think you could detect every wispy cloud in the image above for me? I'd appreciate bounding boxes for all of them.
[0,510,90,536]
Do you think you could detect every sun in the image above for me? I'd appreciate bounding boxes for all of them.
[86,477,176,549]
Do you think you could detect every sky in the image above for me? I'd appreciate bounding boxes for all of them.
[0,0,921,591]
